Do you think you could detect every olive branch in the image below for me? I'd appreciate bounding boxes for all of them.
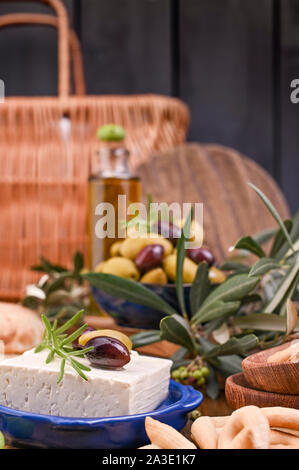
[83,184,299,399]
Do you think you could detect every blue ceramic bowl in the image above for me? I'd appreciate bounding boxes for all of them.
[0,381,202,449]
[91,283,191,329]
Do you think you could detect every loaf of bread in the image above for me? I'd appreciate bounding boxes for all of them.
[0,302,43,354]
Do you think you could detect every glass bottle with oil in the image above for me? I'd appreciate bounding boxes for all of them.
[88,125,141,270]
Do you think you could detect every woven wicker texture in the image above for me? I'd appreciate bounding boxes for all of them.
[0,0,189,299]
[136,143,290,263]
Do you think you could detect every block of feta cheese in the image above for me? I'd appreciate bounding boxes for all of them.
[0,349,172,418]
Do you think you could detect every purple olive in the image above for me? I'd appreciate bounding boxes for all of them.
[187,247,215,266]
[151,220,181,245]
[84,326,96,334]
[135,244,164,272]
[188,376,197,385]
[73,326,95,349]
[85,336,130,368]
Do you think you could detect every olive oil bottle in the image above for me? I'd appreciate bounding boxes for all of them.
[88,125,141,270]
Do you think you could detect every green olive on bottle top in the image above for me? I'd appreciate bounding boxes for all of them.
[97,124,126,142]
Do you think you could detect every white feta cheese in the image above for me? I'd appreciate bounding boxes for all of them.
[0,349,171,418]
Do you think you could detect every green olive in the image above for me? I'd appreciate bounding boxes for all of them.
[201,366,210,377]
[145,235,173,256]
[97,124,126,142]
[193,370,203,380]
[175,219,203,244]
[163,254,197,283]
[102,256,139,280]
[140,267,168,284]
[208,266,226,284]
[0,431,4,449]
[109,241,123,257]
[94,261,106,273]
[120,234,173,260]
[120,237,148,260]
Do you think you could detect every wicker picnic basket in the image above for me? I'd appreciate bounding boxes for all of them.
[0,0,189,300]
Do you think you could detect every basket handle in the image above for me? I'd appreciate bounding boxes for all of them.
[0,13,85,95]
[0,0,70,98]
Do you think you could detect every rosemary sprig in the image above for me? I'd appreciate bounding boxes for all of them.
[34,310,94,384]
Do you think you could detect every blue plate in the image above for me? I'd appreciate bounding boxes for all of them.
[0,381,202,449]
[91,283,191,329]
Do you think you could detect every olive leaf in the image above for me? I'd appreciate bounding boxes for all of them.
[233,313,299,332]
[83,272,178,316]
[253,227,277,245]
[44,272,73,295]
[234,236,266,258]
[31,256,68,273]
[204,315,231,335]
[176,208,192,316]
[73,251,84,274]
[249,183,294,253]
[204,365,219,400]
[170,347,189,362]
[211,355,243,377]
[286,299,298,335]
[264,261,299,313]
[203,334,259,359]
[189,262,211,317]
[219,261,250,274]
[274,211,299,260]
[240,293,262,305]
[195,273,259,317]
[171,359,192,371]
[249,258,281,277]
[170,347,190,370]
[197,336,242,376]
[160,314,196,352]
[279,272,299,316]
[212,322,230,344]
[131,330,161,349]
[270,220,293,258]
[191,300,240,325]
[285,249,299,265]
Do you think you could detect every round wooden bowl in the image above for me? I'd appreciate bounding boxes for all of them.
[225,373,299,410]
[242,342,299,395]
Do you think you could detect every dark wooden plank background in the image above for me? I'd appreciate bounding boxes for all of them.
[0,0,298,212]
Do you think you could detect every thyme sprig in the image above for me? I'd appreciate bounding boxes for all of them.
[34,310,94,383]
